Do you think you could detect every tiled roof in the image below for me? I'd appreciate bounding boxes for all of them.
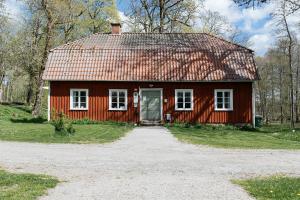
[43,33,259,81]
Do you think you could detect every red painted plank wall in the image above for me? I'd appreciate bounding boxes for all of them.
[50,81,253,124]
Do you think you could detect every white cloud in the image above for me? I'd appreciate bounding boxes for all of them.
[4,0,23,21]
[203,0,242,23]
[119,11,130,32]
[249,33,274,55]
[201,0,300,56]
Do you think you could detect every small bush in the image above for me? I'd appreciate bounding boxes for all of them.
[184,122,191,128]
[66,123,75,134]
[193,124,202,129]
[239,124,256,131]
[51,112,75,135]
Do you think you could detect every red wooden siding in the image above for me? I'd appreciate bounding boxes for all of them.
[50,81,253,124]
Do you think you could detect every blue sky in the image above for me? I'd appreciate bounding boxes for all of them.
[4,0,299,56]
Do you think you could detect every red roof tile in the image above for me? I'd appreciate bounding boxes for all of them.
[43,33,259,81]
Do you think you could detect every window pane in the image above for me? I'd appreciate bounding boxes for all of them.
[177,97,183,103]
[224,92,230,98]
[74,96,79,103]
[177,92,183,98]
[80,91,86,97]
[224,97,230,103]
[224,102,230,109]
[112,96,118,103]
[177,102,184,108]
[217,103,223,109]
[185,97,191,103]
[217,92,223,98]
[112,91,118,97]
[217,97,223,104]
[119,103,125,109]
[119,92,125,98]
[80,96,86,103]
[80,102,86,108]
[73,91,79,97]
[112,103,118,108]
[185,103,191,109]
[119,97,125,103]
[73,102,79,108]
[185,92,191,98]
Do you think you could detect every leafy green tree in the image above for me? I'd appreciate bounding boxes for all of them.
[128,0,199,33]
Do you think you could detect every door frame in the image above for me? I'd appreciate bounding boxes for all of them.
[139,88,163,122]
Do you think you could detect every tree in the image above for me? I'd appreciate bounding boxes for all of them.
[233,0,268,7]
[197,9,251,46]
[80,0,120,34]
[127,0,199,33]
[295,44,300,122]
[234,0,300,12]
[19,0,119,116]
[0,0,8,97]
[275,0,296,129]
[31,0,56,117]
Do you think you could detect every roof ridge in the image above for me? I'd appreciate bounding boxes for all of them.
[50,32,109,51]
[202,33,253,52]
[50,31,253,53]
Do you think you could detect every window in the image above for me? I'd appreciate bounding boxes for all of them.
[214,89,233,111]
[70,89,88,110]
[175,89,193,111]
[109,89,128,111]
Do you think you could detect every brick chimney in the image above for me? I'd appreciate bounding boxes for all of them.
[111,23,121,35]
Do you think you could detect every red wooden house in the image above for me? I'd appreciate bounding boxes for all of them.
[43,23,259,125]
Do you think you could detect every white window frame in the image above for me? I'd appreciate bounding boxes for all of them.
[175,89,193,111]
[109,89,128,111]
[214,89,233,111]
[70,89,89,110]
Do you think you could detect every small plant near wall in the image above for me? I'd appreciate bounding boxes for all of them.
[51,111,75,136]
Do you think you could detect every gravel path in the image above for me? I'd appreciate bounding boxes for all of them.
[1,127,300,200]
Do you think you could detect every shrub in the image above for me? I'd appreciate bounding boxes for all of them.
[193,123,202,129]
[51,112,75,135]
[239,124,256,131]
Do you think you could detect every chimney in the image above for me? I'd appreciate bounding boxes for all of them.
[111,23,121,35]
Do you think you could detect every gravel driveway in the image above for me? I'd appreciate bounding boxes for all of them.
[1,127,300,200]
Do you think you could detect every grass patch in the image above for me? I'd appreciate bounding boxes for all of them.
[0,169,59,200]
[233,175,300,200]
[168,123,300,149]
[0,104,133,144]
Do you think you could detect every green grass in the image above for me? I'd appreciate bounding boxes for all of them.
[0,104,133,144]
[168,124,300,149]
[233,175,300,200]
[0,169,59,200]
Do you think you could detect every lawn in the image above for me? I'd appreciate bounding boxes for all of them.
[168,124,300,149]
[233,175,300,200]
[0,104,133,144]
[0,169,59,200]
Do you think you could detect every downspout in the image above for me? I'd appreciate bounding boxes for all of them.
[48,81,51,121]
[252,82,256,128]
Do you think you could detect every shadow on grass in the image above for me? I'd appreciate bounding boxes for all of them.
[10,117,47,124]
[12,105,32,114]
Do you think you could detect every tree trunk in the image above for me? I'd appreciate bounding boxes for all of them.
[296,46,299,122]
[271,64,275,121]
[282,2,295,129]
[279,68,284,124]
[32,0,54,117]
[26,79,34,105]
[159,0,164,33]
